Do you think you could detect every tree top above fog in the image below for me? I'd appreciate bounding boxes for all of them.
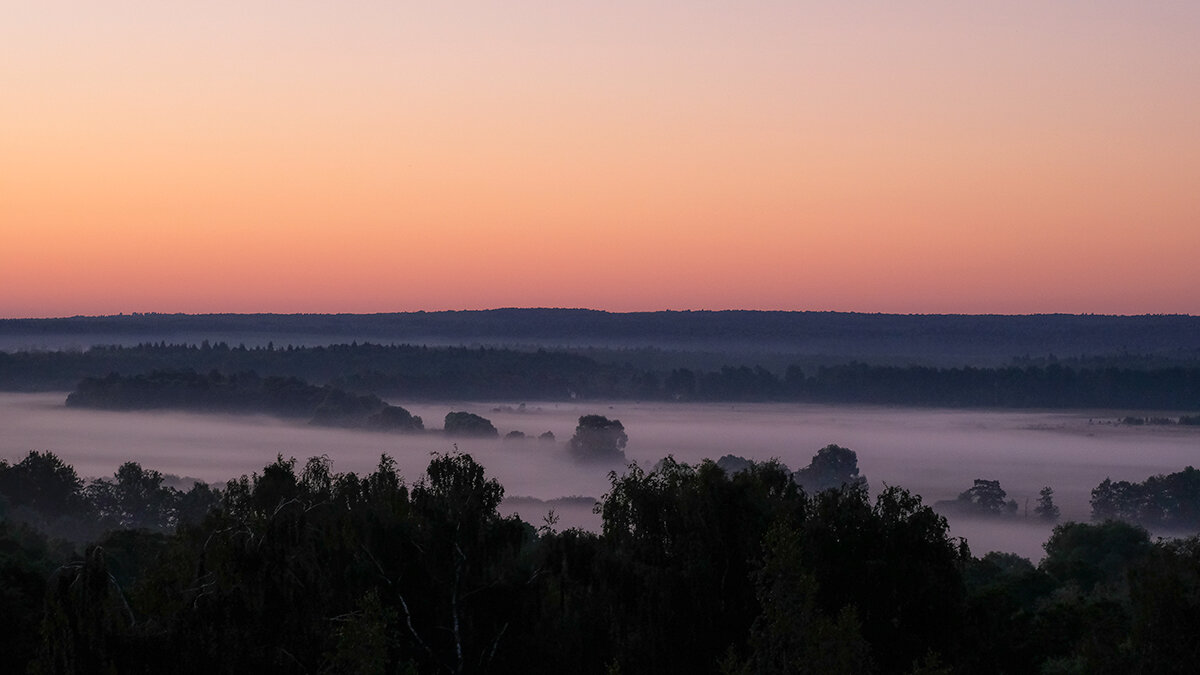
[793,444,867,495]
[568,415,628,463]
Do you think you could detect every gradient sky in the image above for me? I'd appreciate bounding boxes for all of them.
[3,1,1198,317]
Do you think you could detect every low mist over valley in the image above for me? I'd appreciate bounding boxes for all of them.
[4,391,1198,559]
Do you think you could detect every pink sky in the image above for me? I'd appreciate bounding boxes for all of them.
[3,1,1198,317]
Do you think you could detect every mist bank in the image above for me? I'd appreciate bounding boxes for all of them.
[6,393,1200,560]
[3,309,1200,366]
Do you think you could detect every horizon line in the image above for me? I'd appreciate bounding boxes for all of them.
[3,308,1198,321]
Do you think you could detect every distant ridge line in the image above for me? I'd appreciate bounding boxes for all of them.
[2,310,1199,367]
[4,308,1199,321]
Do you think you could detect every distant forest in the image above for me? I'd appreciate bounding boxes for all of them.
[66,370,426,431]
[5,342,1200,410]
[3,309,1200,366]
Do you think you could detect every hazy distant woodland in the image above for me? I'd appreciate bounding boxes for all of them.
[4,342,1200,413]
[4,310,1200,365]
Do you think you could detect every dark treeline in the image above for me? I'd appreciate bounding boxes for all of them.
[4,310,1200,365]
[66,370,425,431]
[0,341,600,398]
[783,362,1200,410]
[10,342,1200,410]
[1092,467,1200,531]
[3,450,1200,673]
[0,451,217,543]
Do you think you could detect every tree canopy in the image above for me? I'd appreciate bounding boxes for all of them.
[443,411,500,438]
[568,414,628,462]
[3,450,1200,673]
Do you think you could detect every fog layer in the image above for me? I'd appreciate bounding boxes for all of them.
[3,393,1196,559]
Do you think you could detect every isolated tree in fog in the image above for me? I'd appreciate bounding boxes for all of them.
[793,444,866,494]
[366,404,424,431]
[568,415,627,462]
[956,479,1017,515]
[444,411,500,437]
[1034,486,1060,522]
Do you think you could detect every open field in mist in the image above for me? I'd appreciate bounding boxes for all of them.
[3,392,1197,559]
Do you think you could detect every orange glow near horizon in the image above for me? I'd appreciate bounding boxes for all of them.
[3,2,1199,318]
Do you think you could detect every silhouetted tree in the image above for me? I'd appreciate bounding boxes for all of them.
[568,415,627,462]
[0,450,87,520]
[1035,487,1060,522]
[1042,521,1151,594]
[172,481,218,528]
[443,411,499,437]
[1090,468,1200,529]
[86,462,180,531]
[366,404,424,432]
[793,445,866,494]
[948,479,1018,516]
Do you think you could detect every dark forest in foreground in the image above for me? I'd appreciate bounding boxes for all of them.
[2,448,1200,674]
[4,343,1200,410]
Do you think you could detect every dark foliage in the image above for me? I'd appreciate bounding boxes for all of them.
[0,451,219,542]
[443,411,499,437]
[1091,467,1200,529]
[2,340,1198,410]
[1035,487,1061,522]
[567,415,627,462]
[5,450,1200,673]
[66,369,424,431]
[5,310,1200,367]
[792,444,867,494]
[0,521,72,668]
[0,451,87,521]
[939,479,1019,517]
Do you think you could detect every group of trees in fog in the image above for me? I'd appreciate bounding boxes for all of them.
[929,466,1200,531]
[937,480,1059,522]
[780,362,1200,410]
[938,480,1022,518]
[792,444,867,494]
[66,370,426,432]
[5,447,1200,673]
[4,342,1200,410]
[567,415,628,462]
[1091,467,1200,530]
[442,411,499,437]
[65,370,636,466]
[0,451,217,542]
[719,444,868,497]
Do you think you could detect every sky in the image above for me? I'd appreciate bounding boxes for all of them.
[3,1,1199,318]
